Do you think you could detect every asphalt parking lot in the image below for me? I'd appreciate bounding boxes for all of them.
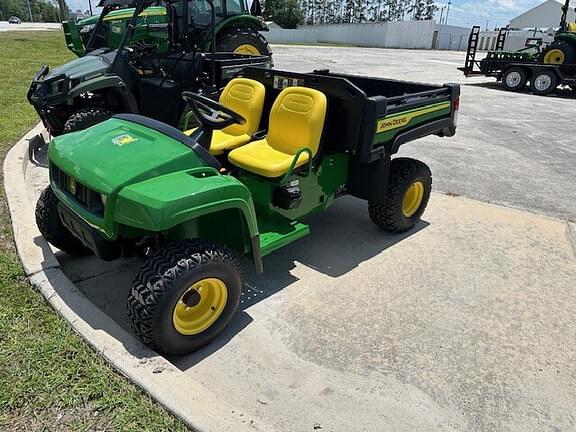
[20,45,576,431]
[273,45,576,220]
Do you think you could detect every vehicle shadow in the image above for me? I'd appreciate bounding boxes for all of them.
[37,195,429,367]
[464,80,576,98]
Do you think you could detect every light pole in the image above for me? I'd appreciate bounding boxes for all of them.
[26,0,33,21]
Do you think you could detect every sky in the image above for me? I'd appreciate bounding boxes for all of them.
[434,0,548,28]
[65,0,549,29]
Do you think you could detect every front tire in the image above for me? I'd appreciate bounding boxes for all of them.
[216,25,272,58]
[127,240,243,356]
[35,186,92,255]
[63,107,112,134]
[369,158,432,233]
[530,69,559,96]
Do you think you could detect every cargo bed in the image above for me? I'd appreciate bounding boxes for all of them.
[240,68,460,164]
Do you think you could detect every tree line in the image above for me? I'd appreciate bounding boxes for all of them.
[0,0,60,22]
[264,0,438,28]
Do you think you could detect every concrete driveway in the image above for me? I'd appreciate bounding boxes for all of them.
[16,46,576,431]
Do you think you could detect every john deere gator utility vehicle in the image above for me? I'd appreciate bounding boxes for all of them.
[35,67,460,355]
[28,0,271,136]
[64,0,270,58]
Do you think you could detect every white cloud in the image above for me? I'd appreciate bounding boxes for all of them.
[437,0,545,27]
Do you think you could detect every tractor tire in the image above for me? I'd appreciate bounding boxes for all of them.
[63,107,112,134]
[542,40,576,65]
[35,186,92,256]
[502,66,527,92]
[530,69,559,96]
[127,239,243,356]
[216,25,272,58]
[368,158,432,234]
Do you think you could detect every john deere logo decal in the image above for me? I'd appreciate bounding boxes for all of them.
[113,134,138,146]
[376,102,452,134]
[68,177,77,195]
[377,116,411,133]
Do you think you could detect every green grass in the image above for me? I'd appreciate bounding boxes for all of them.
[0,31,188,431]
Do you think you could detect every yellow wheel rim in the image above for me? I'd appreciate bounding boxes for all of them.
[402,181,425,218]
[543,49,566,65]
[172,278,228,336]
[234,44,261,56]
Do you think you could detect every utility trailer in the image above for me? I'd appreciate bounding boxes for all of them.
[459,26,576,96]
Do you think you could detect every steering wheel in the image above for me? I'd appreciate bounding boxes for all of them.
[182,91,246,130]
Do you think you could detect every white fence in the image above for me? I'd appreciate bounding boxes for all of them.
[264,28,318,44]
[264,21,475,51]
[263,23,558,54]
[476,29,554,52]
[299,20,436,49]
[433,25,470,50]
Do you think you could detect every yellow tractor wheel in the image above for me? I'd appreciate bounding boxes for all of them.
[216,26,272,58]
[542,40,576,65]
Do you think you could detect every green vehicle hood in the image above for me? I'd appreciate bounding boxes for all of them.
[47,54,111,81]
[76,14,100,26]
[76,6,166,27]
[49,118,207,195]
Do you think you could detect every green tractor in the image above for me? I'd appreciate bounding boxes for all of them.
[541,0,576,64]
[35,67,460,355]
[27,0,271,137]
[64,0,271,58]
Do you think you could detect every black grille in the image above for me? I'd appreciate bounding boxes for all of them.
[50,163,104,216]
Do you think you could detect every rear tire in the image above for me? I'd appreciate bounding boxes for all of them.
[530,69,559,96]
[369,158,432,234]
[502,67,527,92]
[63,107,112,134]
[35,186,92,255]
[127,240,243,356]
[216,25,272,58]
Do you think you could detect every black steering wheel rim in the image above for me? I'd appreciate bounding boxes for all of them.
[182,91,246,131]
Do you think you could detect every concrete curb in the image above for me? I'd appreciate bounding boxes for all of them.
[3,125,275,432]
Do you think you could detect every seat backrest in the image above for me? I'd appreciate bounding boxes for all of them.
[219,78,266,137]
[569,22,576,33]
[266,86,327,157]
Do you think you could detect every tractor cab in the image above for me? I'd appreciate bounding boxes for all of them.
[65,0,267,57]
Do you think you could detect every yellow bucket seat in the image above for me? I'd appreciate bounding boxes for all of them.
[185,78,266,155]
[228,86,327,178]
[568,22,576,32]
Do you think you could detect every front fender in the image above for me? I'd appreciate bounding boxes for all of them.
[69,75,138,112]
[203,15,268,51]
[555,33,576,44]
[114,168,258,237]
